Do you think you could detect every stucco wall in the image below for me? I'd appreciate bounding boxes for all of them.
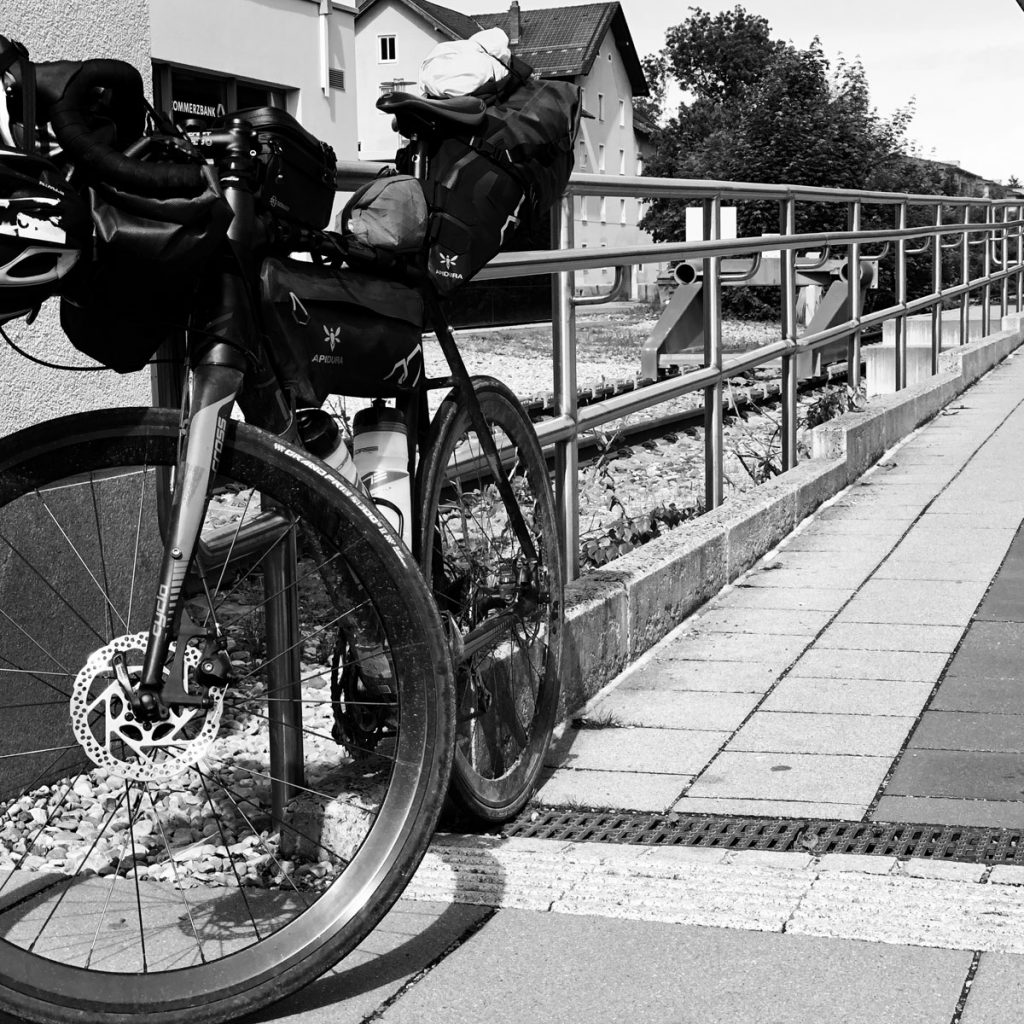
[3,2,154,431]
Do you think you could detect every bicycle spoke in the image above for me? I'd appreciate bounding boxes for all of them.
[124,460,150,631]
[123,779,149,973]
[0,531,108,649]
[34,490,128,636]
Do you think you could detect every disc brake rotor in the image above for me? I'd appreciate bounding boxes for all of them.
[70,631,224,784]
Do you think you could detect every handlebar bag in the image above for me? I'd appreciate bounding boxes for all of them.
[259,256,425,403]
[213,107,337,230]
[60,164,232,372]
[395,70,581,296]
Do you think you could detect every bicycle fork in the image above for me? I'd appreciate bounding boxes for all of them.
[137,352,306,823]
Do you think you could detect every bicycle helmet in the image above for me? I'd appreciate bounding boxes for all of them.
[0,148,89,323]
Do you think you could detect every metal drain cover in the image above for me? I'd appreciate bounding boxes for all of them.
[504,809,1024,865]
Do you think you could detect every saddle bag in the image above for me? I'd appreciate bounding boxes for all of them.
[212,107,337,229]
[395,70,582,295]
[259,257,425,403]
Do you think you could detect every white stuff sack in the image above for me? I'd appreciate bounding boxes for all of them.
[418,27,511,98]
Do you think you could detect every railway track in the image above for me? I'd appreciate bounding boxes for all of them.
[523,364,853,464]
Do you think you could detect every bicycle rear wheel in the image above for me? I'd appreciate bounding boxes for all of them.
[0,408,453,1024]
[416,377,563,823]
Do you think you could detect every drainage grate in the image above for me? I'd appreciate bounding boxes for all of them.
[504,809,1024,864]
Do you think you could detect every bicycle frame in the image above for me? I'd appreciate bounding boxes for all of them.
[138,117,545,820]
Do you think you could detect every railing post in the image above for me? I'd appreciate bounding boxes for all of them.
[960,205,971,345]
[1001,205,1010,319]
[780,197,798,471]
[703,196,724,509]
[1018,205,1024,313]
[552,194,579,582]
[982,205,992,336]
[895,201,908,390]
[932,202,942,375]
[847,200,862,391]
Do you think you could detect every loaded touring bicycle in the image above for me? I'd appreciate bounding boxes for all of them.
[0,34,579,1024]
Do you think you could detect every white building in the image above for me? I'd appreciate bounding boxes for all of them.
[354,0,658,298]
[149,0,358,166]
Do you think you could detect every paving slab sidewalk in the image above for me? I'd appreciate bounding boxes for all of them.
[536,348,1024,824]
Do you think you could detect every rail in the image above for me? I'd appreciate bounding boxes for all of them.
[335,163,1024,581]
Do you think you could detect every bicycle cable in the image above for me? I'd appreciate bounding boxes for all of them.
[0,323,180,372]
[0,321,107,371]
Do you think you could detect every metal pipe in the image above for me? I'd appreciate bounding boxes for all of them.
[265,524,304,832]
[780,198,798,470]
[932,204,942,375]
[551,195,579,581]
[1002,206,1010,318]
[703,196,724,510]
[895,202,908,391]
[982,206,992,337]
[848,201,862,390]
[961,206,971,345]
[572,265,626,306]
[474,224,977,281]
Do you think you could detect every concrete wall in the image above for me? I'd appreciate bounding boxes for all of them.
[3,2,154,431]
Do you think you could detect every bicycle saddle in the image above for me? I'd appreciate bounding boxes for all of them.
[377,92,486,137]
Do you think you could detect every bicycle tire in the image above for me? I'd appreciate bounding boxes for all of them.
[416,377,563,823]
[0,407,454,1024]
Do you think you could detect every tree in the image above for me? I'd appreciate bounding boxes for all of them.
[639,6,958,313]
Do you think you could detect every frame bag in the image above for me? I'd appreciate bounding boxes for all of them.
[259,257,426,403]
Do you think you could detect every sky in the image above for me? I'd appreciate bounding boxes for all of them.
[456,0,1024,184]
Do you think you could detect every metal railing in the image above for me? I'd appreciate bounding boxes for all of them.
[336,163,1024,581]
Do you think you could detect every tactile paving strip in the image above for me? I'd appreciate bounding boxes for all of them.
[504,809,1024,864]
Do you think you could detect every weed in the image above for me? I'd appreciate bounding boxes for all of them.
[802,382,866,429]
[573,708,625,730]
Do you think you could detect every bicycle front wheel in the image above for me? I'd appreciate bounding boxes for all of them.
[0,408,453,1024]
[417,377,563,823]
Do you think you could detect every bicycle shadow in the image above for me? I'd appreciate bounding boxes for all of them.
[239,838,506,1022]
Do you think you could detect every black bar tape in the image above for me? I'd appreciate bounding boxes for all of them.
[48,59,204,194]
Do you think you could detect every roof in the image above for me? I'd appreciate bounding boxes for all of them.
[357,1,648,96]
[356,0,482,40]
[473,3,647,96]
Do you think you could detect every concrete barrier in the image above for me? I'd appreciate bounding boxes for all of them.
[558,314,1024,716]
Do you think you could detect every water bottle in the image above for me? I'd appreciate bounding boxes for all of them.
[353,401,411,547]
[295,407,360,487]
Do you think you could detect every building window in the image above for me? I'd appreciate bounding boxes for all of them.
[598,144,605,172]
[580,197,587,223]
[600,198,607,223]
[597,93,605,121]
[636,157,644,176]
[152,62,285,128]
[618,149,625,175]
[379,35,396,62]
[618,100,625,127]
[620,199,627,225]
[579,141,587,168]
